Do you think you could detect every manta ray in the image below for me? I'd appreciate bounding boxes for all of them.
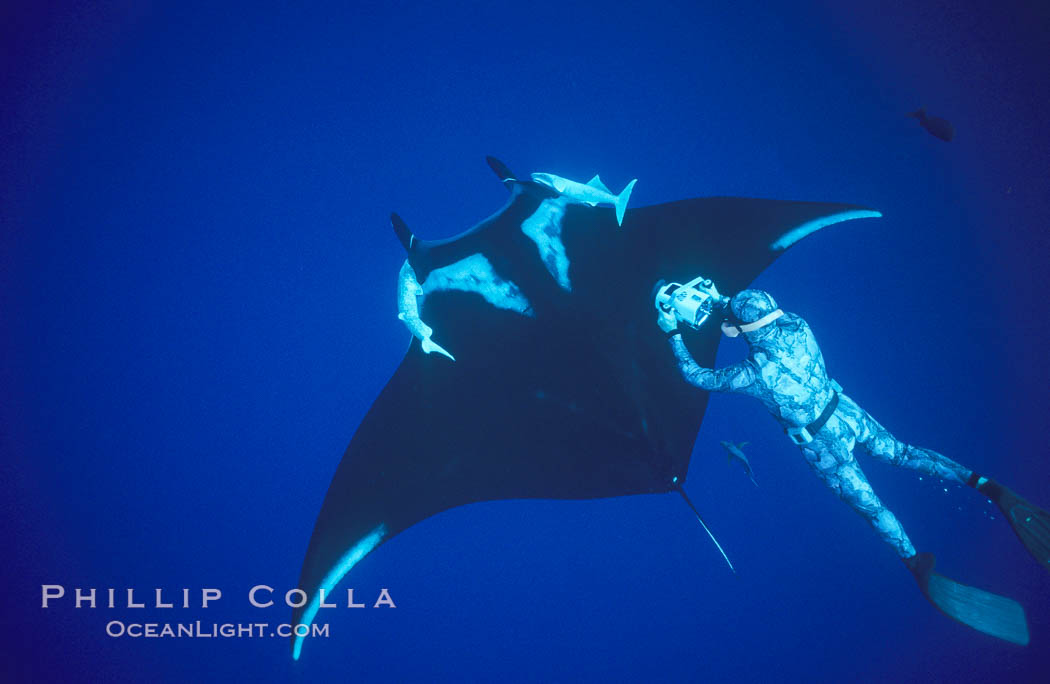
[291,157,880,659]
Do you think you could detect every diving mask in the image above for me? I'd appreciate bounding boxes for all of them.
[653,276,730,330]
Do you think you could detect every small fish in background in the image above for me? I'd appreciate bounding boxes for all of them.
[908,106,955,142]
[720,441,758,487]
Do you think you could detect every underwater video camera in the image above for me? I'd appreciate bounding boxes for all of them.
[653,276,730,330]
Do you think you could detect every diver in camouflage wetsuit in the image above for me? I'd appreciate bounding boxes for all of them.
[657,285,1050,644]
[660,288,968,559]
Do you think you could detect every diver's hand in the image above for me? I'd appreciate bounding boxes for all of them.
[657,309,679,334]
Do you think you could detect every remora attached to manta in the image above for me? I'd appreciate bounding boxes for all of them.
[291,157,881,659]
[530,172,637,226]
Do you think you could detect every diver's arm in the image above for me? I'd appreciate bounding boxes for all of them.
[669,334,756,393]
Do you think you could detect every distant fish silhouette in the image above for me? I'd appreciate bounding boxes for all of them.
[720,441,758,487]
[909,107,955,142]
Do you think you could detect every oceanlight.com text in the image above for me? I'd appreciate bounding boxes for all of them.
[105,621,330,639]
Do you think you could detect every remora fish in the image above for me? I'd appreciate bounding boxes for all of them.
[396,254,455,361]
[530,172,637,226]
[720,441,758,487]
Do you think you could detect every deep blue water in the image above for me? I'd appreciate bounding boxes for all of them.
[3,1,1049,682]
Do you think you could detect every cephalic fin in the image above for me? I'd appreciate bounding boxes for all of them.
[486,156,517,185]
[390,213,414,251]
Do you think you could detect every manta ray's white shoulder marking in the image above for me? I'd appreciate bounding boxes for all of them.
[422,253,533,316]
[520,197,572,291]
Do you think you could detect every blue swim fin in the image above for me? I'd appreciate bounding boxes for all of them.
[904,552,1029,646]
[974,478,1050,574]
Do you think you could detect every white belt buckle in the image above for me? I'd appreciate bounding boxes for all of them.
[786,426,813,445]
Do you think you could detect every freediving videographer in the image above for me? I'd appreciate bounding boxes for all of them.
[653,276,1050,645]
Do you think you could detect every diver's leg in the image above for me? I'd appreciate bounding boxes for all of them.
[800,437,916,558]
[853,404,1050,572]
[803,429,1029,642]
[851,407,971,484]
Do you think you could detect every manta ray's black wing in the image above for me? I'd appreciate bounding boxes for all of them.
[291,168,880,659]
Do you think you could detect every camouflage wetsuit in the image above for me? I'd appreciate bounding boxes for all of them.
[667,289,972,559]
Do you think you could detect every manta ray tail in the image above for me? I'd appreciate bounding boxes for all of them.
[676,484,736,574]
[390,212,415,251]
[615,179,637,226]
